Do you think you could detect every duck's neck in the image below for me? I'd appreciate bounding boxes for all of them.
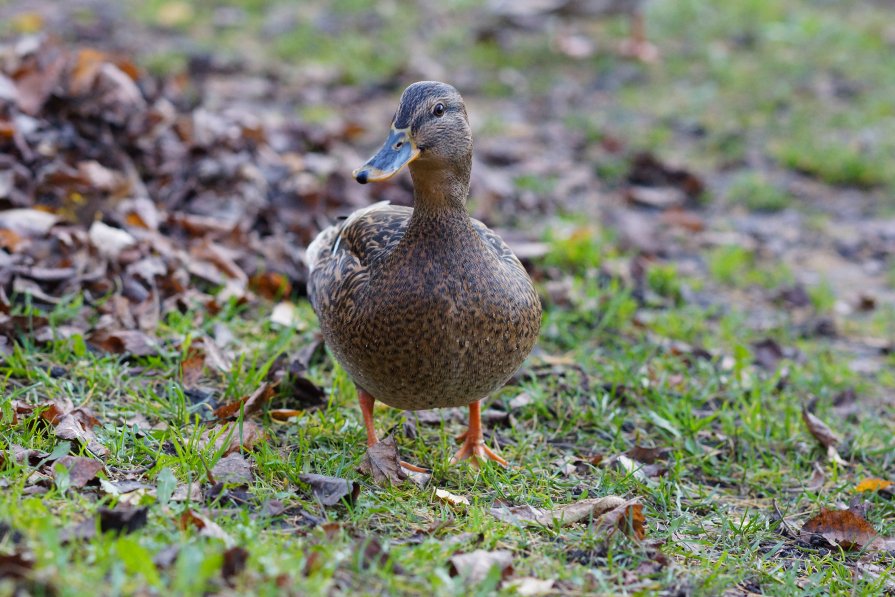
[407,161,470,221]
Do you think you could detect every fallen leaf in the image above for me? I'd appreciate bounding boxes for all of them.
[214,382,274,420]
[434,489,470,507]
[0,552,34,581]
[88,220,137,259]
[504,577,555,596]
[801,404,845,464]
[270,301,300,328]
[626,445,668,464]
[299,473,359,506]
[54,455,103,488]
[97,505,149,535]
[855,478,894,493]
[358,436,407,486]
[211,453,253,485]
[800,508,880,550]
[200,421,263,456]
[87,329,159,356]
[491,496,627,527]
[269,409,303,421]
[179,509,233,545]
[221,546,249,587]
[250,271,292,300]
[594,499,646,540]
[449,550,513,585]
[0,209,59,236]
[61,505,149,542]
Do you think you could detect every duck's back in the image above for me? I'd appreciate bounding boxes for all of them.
[307,202,541,410]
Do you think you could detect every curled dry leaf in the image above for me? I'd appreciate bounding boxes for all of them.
[299,473,359,507]
[214,382,274,420]
[269,409,303,422]
[179,509,233,546]
[491,496,627,527]
[594,499,646,541]
[801,404,845,465]
[449,550,514,585]
[434,489,470,507]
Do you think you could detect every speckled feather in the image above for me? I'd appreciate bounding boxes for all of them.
[308,202,540,410]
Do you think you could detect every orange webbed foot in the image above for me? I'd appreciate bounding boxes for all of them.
[450,437,508,468]
[450,400,508,468]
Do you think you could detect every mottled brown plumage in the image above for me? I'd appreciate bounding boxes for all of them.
[307,81,541,467]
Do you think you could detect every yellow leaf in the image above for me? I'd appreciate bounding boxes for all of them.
[855,478,894,493]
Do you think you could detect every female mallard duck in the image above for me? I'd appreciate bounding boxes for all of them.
[306,81,541,469]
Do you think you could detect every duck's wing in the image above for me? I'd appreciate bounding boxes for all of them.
[306,202,412,312]
[470,218,528,273]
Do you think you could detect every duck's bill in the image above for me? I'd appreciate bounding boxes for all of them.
[353,128,420,184]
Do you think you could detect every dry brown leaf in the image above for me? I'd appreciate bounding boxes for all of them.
[358,436,407,486]
[491,496,627,527]
[180,345,206,387]
[801,405,839,448]
[179,509,233,545]
[221,546,249,587]
[626,445,668,464]
[211,453,253,485]
[250,271,292,300]
[14,46,66,115]
[801,405,845,464]
[214,382,274,420]
[299,473,360,506]
[595,499,646,541]
[200,421,263,456]
[800,508,880,550]
[449,550,514,585]
[87,329,159,356]
[53,455,103,488]
[269,409,303,422]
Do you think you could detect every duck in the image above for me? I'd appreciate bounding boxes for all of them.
[306,81,542,470]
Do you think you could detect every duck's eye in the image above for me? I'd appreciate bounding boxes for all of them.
[433,103,445,117]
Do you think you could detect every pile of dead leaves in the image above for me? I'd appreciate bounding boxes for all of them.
[0,34,377,356]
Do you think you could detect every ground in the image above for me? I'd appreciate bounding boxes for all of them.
[1,0,894,595]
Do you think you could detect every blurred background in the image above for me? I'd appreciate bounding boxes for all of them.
[2,0,893,370]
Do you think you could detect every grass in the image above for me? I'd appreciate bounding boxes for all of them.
[3,0,895,594]
[4,230,894,594]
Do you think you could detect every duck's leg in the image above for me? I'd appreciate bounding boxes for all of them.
[618,11,659,63]
[358,389,428,473]
[451,400,508,467]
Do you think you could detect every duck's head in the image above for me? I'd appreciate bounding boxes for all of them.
[353,81,472,185]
